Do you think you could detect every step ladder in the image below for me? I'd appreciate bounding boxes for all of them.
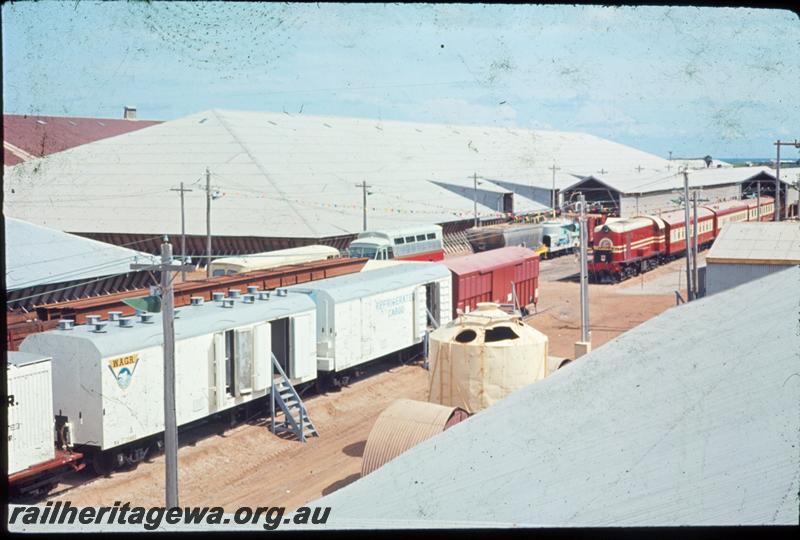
[269,353,318,443]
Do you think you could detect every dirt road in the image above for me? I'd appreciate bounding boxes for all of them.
[45,253,686,510]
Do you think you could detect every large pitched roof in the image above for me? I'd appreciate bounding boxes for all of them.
[3,113,161,166]
[314,266,800,527]
[4,109,671,238]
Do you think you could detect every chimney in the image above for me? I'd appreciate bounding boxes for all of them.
[124,106,137,120]
[190,296,204,306]
[108,311,122,321]
[119,317,135,328]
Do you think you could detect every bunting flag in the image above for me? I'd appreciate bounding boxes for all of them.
[222,189,514,219]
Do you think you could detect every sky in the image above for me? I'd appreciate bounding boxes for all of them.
[3,2,799,159]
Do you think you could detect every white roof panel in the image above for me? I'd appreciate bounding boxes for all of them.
[21,292,316,360]
[4,217,157,291]
[706,222,800,264]
[285,261,450,303]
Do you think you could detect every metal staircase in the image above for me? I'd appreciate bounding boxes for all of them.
[269,353,318,442]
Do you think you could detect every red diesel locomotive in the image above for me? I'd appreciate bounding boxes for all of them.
[590,196,774,282]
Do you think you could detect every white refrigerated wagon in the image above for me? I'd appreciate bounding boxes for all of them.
[20,290,317,470]
[285,262,452,377]
[7,351,55,475]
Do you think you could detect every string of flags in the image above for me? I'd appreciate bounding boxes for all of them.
[222,189,515,219]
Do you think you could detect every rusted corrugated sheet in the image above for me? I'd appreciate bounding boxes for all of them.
[361,399,468,477]
[3,114,161,162]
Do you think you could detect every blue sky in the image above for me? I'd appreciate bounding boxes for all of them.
[3,2,798,158]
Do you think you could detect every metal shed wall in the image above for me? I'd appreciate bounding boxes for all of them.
[619,185,741,217]
[705,262,794,296]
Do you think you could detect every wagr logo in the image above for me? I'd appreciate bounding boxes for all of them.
[107,354,140,389]
[597,238,613,249]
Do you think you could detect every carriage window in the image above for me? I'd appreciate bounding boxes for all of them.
[426,233,436,240]
[394,238,405,245]
[416,234,426,241]
[405,236,415,243]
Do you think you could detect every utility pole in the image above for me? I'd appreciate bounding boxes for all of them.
[579,193,589,344]
[681,170,694,301]
[774,140,800,221]
[692,191,699,299]
[756,180,761,220]
[355,181,372,231]
[170,182,193,282]
[473,172,479,228]
[549,164,560,217]
[131,238,193,509]
[205,168,212,278]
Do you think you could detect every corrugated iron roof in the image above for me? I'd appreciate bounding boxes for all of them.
[566,165,779,195]
[706,222,800,264]
[313,266,800,526]
[4,109,671,238]
[4,217,157,291]
[3,113,161,164]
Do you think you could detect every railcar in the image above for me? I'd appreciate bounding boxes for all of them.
[209,245,340,277]
[16,262,454,477]
[465,223,544,253]
[345,225,444,261]
[540,219,580,258]
[20,291,318,474]
[284,263,452,386]
[442,247,539,316]
[590,196,775,282]
[7,351,85,497]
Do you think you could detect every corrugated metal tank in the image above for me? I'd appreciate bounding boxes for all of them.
[7,352,55,474]
[427,302,548,413]
[361,398,468,476]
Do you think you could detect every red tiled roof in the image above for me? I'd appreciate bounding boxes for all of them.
[3,114,162,164]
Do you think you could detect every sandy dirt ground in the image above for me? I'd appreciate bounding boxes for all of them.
[42,252,690,510]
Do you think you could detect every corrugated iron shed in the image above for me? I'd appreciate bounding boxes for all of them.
[565,165,779,196]
[313,266,800,526]
[706,222,800,265]
[4,109,671,238]
[4,217,157,291]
